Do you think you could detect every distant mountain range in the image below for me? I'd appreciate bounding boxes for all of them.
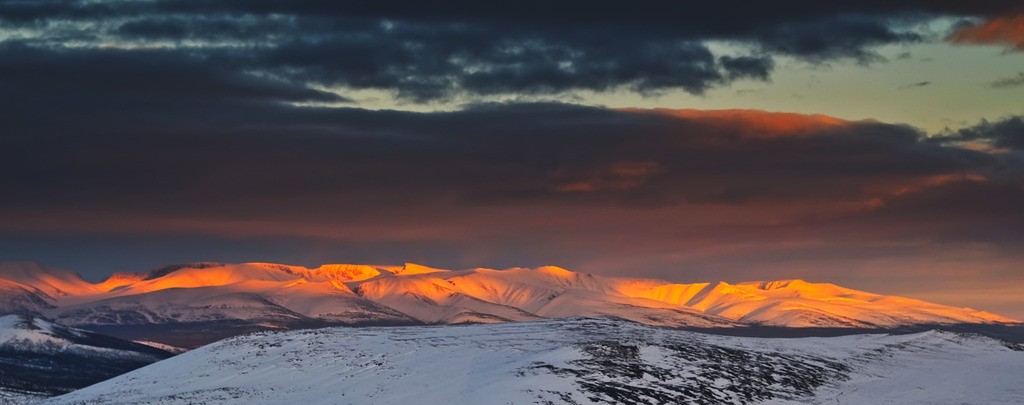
[1,261,1017,348]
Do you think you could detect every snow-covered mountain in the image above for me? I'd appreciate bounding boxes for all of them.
[0,261,1016,347]
[44,318,1024,404]
[0,314,172,403]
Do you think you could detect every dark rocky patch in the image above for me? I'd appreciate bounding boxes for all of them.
[529,338,849,404]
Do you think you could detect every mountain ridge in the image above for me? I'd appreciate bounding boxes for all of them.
[0,261,1017,347]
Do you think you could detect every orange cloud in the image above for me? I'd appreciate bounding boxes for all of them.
[948,14,1024,50]
[619,108,850,138]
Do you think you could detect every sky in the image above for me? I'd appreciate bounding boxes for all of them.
[1,1,1023,318]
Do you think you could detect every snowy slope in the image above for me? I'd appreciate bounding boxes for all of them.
[0,315,169,359]
[0,261,1017,348]
[46,319,1024,405]
[0,314,172,400]
[0,279,55,316]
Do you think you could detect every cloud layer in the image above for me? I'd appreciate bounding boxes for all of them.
[3,76,1022,273]
[2,1,1021,101]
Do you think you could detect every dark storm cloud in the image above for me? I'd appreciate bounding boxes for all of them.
[863,179,1024,223]
[0,37,1002,220]
[932,116,1024,150]
[2,1,1021,101]
[718,56,775,81]
[832,177,1024,251]
[752,14,921,63]
[0,41,346,111]
[1,0,1020,242]
[5,93,1021,280]
[4,94,1022,295]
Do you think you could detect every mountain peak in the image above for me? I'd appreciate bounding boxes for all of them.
[535,265,574,277]
[314,264,383,282]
